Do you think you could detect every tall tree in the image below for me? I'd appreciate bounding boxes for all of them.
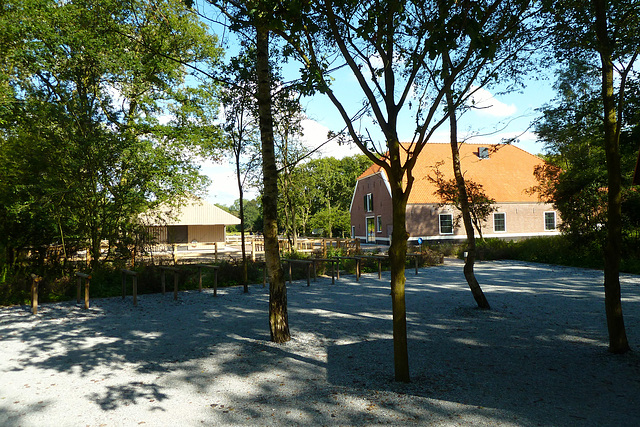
[544,0,640,353]
[219,50,262,292]
[274,0,538,381]
[0,0,221,268]
[432,0,540,309]
[255,23,290,343]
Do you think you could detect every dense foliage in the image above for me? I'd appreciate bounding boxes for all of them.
[0,0,223,270]
[534,60,640,247]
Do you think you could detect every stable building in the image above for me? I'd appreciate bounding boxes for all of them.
[140,197,240,248]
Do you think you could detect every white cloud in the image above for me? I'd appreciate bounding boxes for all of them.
[467,87,517,117]
[200,158,258,207]
[301,119,363,159]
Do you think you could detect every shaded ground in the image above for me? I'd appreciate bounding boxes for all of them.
[1,259,639,426]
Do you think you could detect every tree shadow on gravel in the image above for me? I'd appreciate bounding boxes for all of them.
[1,260,639,425]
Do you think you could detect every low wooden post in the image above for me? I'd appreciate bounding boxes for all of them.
[30,274,41,315]
[173,272,178,300]
[121,269,138,306]
[336,258,340,280]
[159,267,179,300]
[133,275,138,306]
[378,258,382,279]
[122,272,126,300]
[197,265,219,297]
[76,276,81,303]
[214,242,218,262]
[75,272,91,309]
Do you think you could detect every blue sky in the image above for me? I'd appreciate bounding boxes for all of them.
[202,70,558,207]
[196,7,559,207]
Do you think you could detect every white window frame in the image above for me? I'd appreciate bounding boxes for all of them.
[544,211,557,231]
[439,213,454,235]
[365,193,373,212]
[376,215,382,233]
[493,212,506,232]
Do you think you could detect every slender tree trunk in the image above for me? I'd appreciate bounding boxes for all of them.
[236,157,248,293]
[594,0,629,353]
[256,24,290,343]
[387,142,410,383]
[444,52,490,309]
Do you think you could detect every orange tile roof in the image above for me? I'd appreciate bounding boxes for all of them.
[357,143,544,203]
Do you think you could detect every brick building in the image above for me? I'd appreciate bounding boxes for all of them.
[350,143,561,244]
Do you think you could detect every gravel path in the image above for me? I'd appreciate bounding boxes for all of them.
[1,259,639,426]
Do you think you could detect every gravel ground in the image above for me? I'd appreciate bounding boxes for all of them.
[1,258,640,426]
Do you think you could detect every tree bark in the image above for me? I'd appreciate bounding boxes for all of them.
[444,52,490,309]
[593,0,629,353]
[387,141,410,383]
[236,156,249,293]
[256,24,290,343]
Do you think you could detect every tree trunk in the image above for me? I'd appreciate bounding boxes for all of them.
[594,0,629,353]
[236,157,248,293]
[444,52,490,310]
[387,143,410,383]
[256,24,290,343]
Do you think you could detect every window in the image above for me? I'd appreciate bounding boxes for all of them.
[494,212,506,232]
[439,214,453,234]
[364,193,373,212]
[544,211,557,231]
[376,216,382,233]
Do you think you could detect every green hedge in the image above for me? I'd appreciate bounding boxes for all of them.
[470,236,640,274]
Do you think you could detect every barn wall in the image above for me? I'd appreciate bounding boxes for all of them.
[188,225,226,246]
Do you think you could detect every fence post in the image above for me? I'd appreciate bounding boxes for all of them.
[173,271,178,301]
[85,278,90,309]
[76,275,82,304]
[30,274,41,315]
[75,272,91,309]
[214,267,218,297]
[214,242,218,262]
[122,272,126,300]
[133,275,137,306]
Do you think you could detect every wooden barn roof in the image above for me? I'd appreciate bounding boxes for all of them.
[140,197,241,226]
[357,143,545,203]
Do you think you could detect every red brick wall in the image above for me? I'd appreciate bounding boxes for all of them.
[350,173,393,241]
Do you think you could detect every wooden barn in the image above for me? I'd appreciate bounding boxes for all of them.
[140,198,240,248]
